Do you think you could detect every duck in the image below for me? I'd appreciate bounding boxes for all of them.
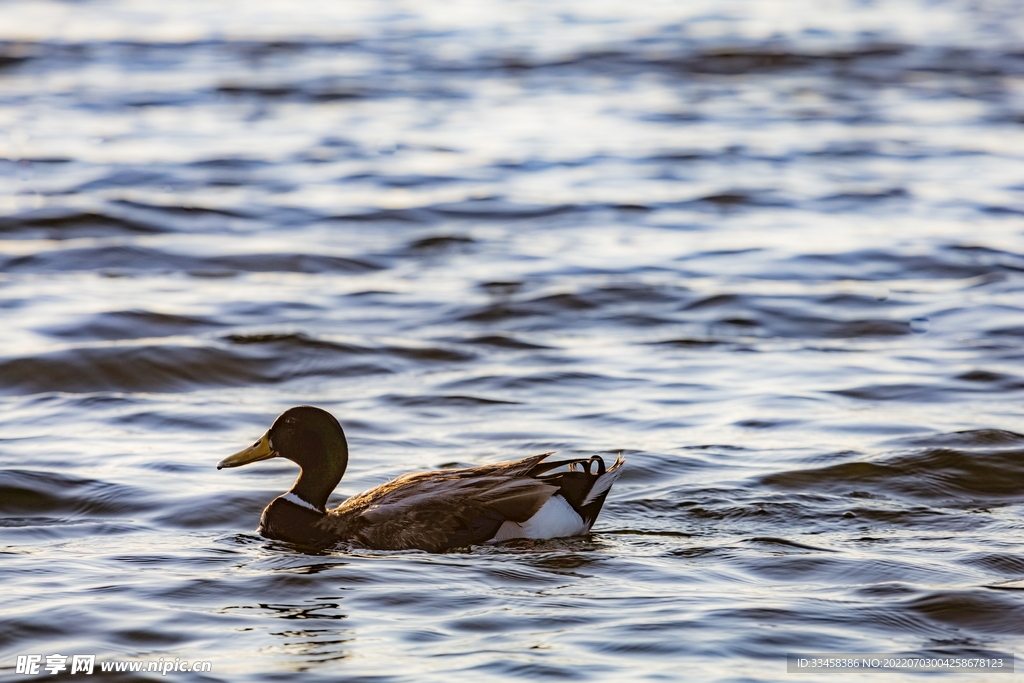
[217,405,625,552]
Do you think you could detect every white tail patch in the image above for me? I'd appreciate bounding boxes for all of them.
[491,494,589,542]
[582,455,625,506]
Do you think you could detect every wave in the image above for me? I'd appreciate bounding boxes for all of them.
[0,333,481,394]
[0,245,382,274]
[762,441,1024,504]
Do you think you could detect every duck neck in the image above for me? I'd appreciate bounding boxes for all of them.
[287,434,348,512]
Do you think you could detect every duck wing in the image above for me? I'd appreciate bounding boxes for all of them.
[319,453,560,552]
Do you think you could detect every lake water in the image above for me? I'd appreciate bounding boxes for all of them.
[2,0,1024,680]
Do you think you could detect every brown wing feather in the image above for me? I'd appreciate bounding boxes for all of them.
[316,452,558,551]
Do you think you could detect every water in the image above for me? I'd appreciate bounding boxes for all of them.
[2,0,1024,680]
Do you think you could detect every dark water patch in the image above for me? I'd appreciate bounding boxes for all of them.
[649,150,713,162]
[387,345,475,362]
[642,111,703,124]
[903,590,1024,635]
[151,492,269,529]
[735,419,796,430]
[786,248,1003,281]
[459,303,546,324]
[805,141,884,158]
[325,206,435,223]
[363,173,463,188]
[186,157,272,170]
[982,204,1024,217]
[736,555,859,582]
[766,311,912,339]
[682,293,743,310]
[112,627,194,648]
[693,192,756,207]
[955,369,1024,390]
[0,345,267,394]
[533,293,596,311]
[584,282,687,305]
[112,198,251,219]
[763,447,1024,504]
[745,557,958,589]
[0,469,152,516]
[895,429,1024,449]
[106,407,236,434]
[42,309,225,341]
[959,552,1024,577]
[225,333,473,363]
[0,209,166,239]
[680,497,833,525]
[744,536,837,553]
[458,283,690,326]
[216,82,366,101]
[988,324,1024,338]
[0,298,28,310]
[73,169,179,193]
[828,319,911,337]
[818,188,909,205]
[229,38,358,57]
[854,582,918,597]
[678,291,913,339]
[442,371,632,393]
[612,202,655,212]
[0,339,403,394]
[834,505,957,528]
[666,44,908,75]
[947,243,1024,270]
[404,234,475,253]
[479,281,524,295]
[1,156,73,165]
[607,312,676,327]
[474,43,918,79]
[211,253,382,274]
[0,516,87,528]
[225,332,368,354]
[383,394,519,407]
[428,197,577,220]
[0,611,93,653]
[816,293,902,307]
[0,245,188,273]
[649,337,722,348]
[0,43,33,70]
[0,520,145,543]
[831,384,940,401]
[458,335,551,350]
[0,244,381,274]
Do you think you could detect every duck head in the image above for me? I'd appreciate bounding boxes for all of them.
[218,405,349,511]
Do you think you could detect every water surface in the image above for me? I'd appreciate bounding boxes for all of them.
[3,0,1024,680]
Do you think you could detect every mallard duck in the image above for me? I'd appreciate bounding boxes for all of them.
[218,406,625,551]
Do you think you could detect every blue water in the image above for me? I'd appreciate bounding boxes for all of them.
[3,0,1024,680]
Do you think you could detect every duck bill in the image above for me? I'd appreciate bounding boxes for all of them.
[218,431,276,470]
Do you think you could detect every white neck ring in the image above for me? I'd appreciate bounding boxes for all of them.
[280,491,323,513]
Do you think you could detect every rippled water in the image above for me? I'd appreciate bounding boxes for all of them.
[3,0,1024,680]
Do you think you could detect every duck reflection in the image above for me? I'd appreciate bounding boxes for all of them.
[221,601,352,663]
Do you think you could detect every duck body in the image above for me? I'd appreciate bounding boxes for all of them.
[219,406,625,552]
